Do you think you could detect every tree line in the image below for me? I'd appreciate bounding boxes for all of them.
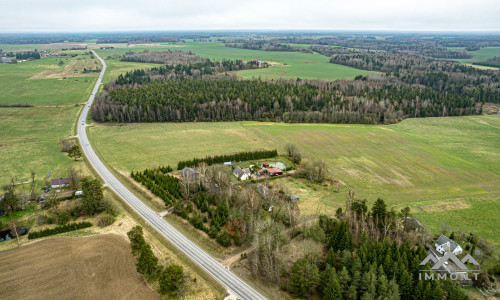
[127,226,186,297]
[15,51,41,60]
[113,58,266,86]
[177,149,278,170]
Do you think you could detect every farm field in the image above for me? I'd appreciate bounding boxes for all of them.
[449,46,500,65]
[89,115,500,249]
[0,53,100,187]
[93,41,375,81]
[0,106,83,186]
[0,234,161,300]
[0,55,98,106]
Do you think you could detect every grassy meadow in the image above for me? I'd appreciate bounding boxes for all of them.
[0,50,99,186]
[89,116,500,249]
[449,46,500,66]
[92,41,375,81]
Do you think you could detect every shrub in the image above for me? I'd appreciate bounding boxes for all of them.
[216,230,232,247]
[96,214,115,227]
[57,211,70,225]
[28,222,92,239]
[37,214,47,225]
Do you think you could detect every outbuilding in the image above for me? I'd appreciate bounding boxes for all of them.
[266,168,283,176]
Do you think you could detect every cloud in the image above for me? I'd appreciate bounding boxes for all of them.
[1,0,500,32]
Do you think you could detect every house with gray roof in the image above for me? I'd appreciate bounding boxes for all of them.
[181,167,201,180]
[435,234,463,255]
[233,166,251,181]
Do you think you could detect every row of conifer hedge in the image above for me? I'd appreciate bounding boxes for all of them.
[28,222,92,239]
[177,149,278,170]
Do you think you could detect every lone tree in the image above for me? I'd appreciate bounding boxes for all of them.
[68,144,82,161]
[1,178,21,247]
[285,143,302,164]
[81,178,103,215]
[400,206,410,219]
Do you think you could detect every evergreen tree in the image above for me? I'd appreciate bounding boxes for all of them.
[323,266,342,300]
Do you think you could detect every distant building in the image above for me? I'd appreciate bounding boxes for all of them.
[181,167,201,180]
[435,234,463,255]
[266,168,283,176]
[401,217,424,232]
[224,161,232,166]
[1,57,11,63]
[262,163,269,168]
[50,177,70,189]
[233,166,251,180]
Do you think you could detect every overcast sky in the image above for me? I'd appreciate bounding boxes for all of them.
[2,0,500,32]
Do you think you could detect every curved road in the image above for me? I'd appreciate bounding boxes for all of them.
[78,51,266,300]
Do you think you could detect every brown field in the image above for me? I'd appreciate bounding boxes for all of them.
[29,58,100,80]
[0,234,160,300]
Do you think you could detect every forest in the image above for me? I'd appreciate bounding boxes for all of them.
[120,50,208,64]
[112,54,267,86]
[314,46,500,103]
[92,76,480,124]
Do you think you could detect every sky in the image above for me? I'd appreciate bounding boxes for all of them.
[1,0,500,32]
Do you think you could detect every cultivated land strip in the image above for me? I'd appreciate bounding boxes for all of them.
[79,50,266,300]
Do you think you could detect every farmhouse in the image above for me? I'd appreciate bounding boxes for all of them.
[435,234,463,255]
[50,177,70,189]
[233,166,251,180]
[266,168,283,176]
[401,217,424,232]
[181,167,201,180]
[1,57,11,63]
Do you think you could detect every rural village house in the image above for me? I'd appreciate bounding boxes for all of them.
[50,177,70,189]
[435,234,463,255]
[233,166,251,180]
[401,217,424,232]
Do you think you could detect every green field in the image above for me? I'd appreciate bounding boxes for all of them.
[93,41,374,81]
[101,59,160,82]
[89,116,500,249]
[0,52,99,186]
[449,46,500,65]
[0,55,97,106]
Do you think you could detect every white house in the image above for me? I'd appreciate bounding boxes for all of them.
[435,234,463,255]
[233,167,251,181]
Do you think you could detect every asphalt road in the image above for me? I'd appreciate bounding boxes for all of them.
[78,51,267,300]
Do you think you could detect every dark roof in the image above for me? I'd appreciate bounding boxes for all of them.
[50,177,70,185]
[436,234,461,252]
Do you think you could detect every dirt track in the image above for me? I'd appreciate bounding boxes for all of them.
[0,234,160,300]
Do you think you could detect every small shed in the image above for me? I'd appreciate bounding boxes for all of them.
[263,163,269,168]
[290,195,299,202]
[266,168,283,176]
